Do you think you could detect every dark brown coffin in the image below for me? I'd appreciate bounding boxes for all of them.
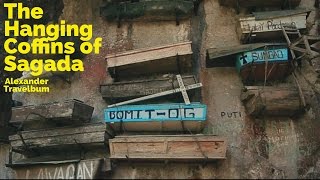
[10,99,94,127]
[100,75,197,102]
[241,86,311,117]
[239,62,291,82]
[9,123,106,155]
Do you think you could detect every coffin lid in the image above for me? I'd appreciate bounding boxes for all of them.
[207,43,286,60]
[248,9,311,20]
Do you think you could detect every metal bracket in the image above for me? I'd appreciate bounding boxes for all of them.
[180,120,186,134]
[193,0,200,15]
[236,0,240,14]
[175,8,180,26]
[119,120,124,134]
[73,139,86,160]
[176,54,182,74]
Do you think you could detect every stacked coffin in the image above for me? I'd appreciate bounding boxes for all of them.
[209,0,312,117]
[102,40,226,162]
[7,99,110,170]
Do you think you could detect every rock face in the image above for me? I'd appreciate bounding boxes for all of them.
[0,0,320,179]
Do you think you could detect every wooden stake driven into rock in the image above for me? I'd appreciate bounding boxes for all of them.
[107,74,201,108]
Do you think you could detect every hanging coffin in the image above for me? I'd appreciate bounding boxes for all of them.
[235,45,291,81]
[10,99,94,129]
[219,0,301,10]
[241,86,312,117]
[106,42,193,80]
[109,135,226,161]
[9,123,107,156]
[100,0,195,22]
[206,43,284,67]
[105,103,206,132]
[100,75,197,102]
[238,9,310,43]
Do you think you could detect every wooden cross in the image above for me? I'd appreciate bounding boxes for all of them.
[107,75,201,108]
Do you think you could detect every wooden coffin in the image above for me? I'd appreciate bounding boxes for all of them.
[100,0,195,22]
[238,10,310,43]
[106,42,193,79]
[9,123,106,155]
[100,75,197,102]
[109,135,226,161]
[219,0,301,9]
[10,99,94,128]
[235,45,291,81]
[8,158,111,179]
[241,86,310,117]
[105,103,207,132]
[206,43,285,67]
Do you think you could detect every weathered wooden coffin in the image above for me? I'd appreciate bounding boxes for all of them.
[106,42,193,79]
[235,45,291,81]
[8,158,111,179]
[100,75,197,102]
[100,0,195,22]
[241,86,311,117]
[105,103,207,132]
[9,123,106,154]
[10,99,94,128]
[109,135,226,161]
[219,0,301,9]
[238,10,310,43]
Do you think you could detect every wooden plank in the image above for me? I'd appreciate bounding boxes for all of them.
[235,46,291,81]
[109,135,226,161]
[106,42,193,79]
[9,123,106,152]
[100,75,197,101]
[238,11,308,42]
[10,99,94,127]
[10,158,111,179]
[105,103,206,132]
[241,86,311,117]
[107,83,202,108]
[219,0,301,9]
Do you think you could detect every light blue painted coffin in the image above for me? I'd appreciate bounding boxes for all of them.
[235,46,291,81]
[104,103,207,132]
